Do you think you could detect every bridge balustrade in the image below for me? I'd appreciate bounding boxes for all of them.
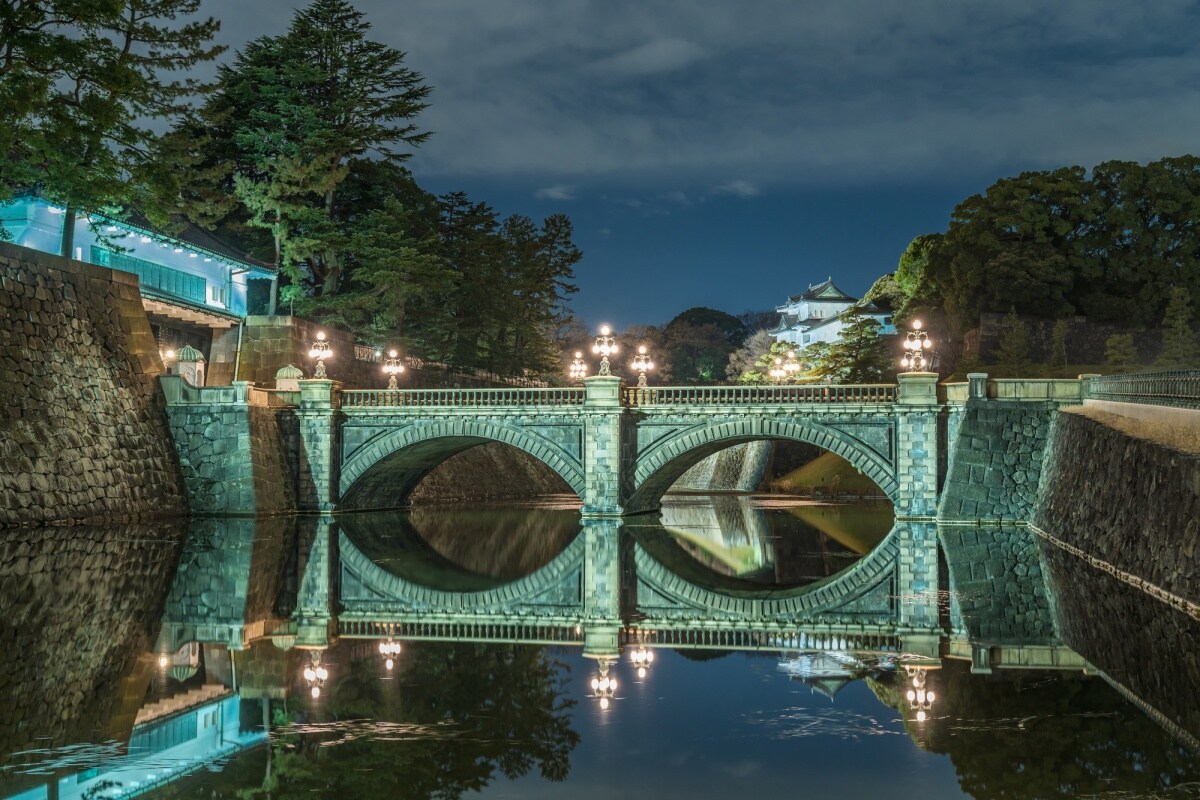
[1084,370,1200,410]
[341,386,586,408]
[622,384,897,406]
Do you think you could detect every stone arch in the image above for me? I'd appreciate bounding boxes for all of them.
[634,526,901,622]
[627,418,897,512]
[340,419,585,510]
[338,531,586,614]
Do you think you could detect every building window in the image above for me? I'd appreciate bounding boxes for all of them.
[208,284,226,307]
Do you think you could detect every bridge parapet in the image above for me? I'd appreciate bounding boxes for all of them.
[1082,369,1200,410]
[622,384,897,406]
[341,386,585,408]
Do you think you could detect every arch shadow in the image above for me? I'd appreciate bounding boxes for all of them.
[340,420,585,511]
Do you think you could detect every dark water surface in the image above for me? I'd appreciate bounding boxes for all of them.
[1,497,1197,800]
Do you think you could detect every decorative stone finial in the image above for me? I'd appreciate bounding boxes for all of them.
[176,344,205,362]
[276,363,304,391]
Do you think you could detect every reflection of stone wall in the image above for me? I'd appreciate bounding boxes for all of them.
[940,525,1055,643]
[0,242,186,526]
[940,401,1055,522]
[1040,543,1200,743]
[0,523,184,761]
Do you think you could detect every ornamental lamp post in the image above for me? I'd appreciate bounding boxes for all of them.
[569,351,588,381]
[309,331,332,379]
[383,349,405,389]
[904,665,937,722]
[631,345,654,388]
[769,356,787,384]
[900,320,932,372]
[783,349,800,379]
[592,325,618,376]
[629,644,655,679]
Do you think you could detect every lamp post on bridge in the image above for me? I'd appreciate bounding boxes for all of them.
[383,349,405,389]
[592,325,618,376]
[631,345,654,388]
[309,331,332,379]
[569,350,588,381]
[900,320,932,372]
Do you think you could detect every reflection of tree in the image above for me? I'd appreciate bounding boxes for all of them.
[245,643,578,799]
[879,661,1200,799]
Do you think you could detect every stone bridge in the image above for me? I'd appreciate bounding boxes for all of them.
[298,373,942,518]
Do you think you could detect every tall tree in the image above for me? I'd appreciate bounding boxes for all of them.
[1104,333,1138,373]
[181,0,429,295]
[995,308,1030,377]
[823,309,891,383]
[1048,319,1069,377]
[1,0,223,255]
[1157,286,1197,369]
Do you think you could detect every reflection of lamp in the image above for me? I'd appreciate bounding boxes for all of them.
[303,651,330,699]
[629,644,655,679]
[904,665,936,722]
[379,639,402,671]
[589,661,618,710]
[309,331,332,379]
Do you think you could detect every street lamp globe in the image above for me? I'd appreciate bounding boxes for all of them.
[569,350,588,381]
[900,321,932,372]
[592,325,618,376]
[383,349,406,389]
[631,345,654,388]
[309,331,333,379]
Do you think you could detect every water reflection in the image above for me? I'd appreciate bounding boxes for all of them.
[2,505,1199,800]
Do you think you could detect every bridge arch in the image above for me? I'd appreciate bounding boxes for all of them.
[339,419,585,510]
[627,418,898,513]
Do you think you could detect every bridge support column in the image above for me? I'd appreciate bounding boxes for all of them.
[895,521,940,630]
[295,516,335,649]
[581,376,626,516]
[582,517,622,660]
[296,379,341,512]
[895,372,940,518]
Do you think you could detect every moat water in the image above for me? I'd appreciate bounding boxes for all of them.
[1,495,1198,800]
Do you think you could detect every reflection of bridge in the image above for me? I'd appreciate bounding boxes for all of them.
[157,511,1082,673]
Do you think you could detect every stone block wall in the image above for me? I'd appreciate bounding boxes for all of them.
[0,242,186,527]
[939,400,1055,522]
[236,315,379,389]
[165,401,295,515]
[672,441,772,492]
[1033,410,1199,606]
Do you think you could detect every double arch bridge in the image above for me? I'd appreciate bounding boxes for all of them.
[290,372,942,517]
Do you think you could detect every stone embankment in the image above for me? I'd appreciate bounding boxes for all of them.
[939,400,1055,522]
[1033,406,1200,743]
[0,243,186,527]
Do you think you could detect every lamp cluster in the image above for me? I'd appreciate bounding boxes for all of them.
[383,349,406,389]
[768,350,801,384]
[901,320,932,371]
[379,639,402,671]
[904,665,937,722]
[569,325,656,386]
[303,653,330,699]
[308,331,332,379]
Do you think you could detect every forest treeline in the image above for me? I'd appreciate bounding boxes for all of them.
[1,0,580,376]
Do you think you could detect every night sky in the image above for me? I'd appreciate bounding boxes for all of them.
[201,0,1200,329]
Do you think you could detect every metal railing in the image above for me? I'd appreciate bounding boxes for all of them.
[1084,370,1200,410]
[338,618,584,644]
[341,386,586,408]
[623,384,897,406]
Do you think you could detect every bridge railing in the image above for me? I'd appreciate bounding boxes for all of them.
[1083,370,1200,410]
[341,386,586,408]
[622,384,897,406]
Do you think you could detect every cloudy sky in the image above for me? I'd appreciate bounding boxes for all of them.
[203,0,1200,329]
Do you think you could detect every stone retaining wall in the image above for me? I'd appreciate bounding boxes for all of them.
[0,242,186,527]
[939,400,1055,522]
[672,441,772,492]
[165,399,296,515]
[1033,410,1199,606]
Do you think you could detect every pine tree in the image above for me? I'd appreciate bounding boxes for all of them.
[1157,287,1197,369]
[995,308,1030,377]
[1104,333,1138,373]
[825,309,890,383]
[2,0,224,255]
